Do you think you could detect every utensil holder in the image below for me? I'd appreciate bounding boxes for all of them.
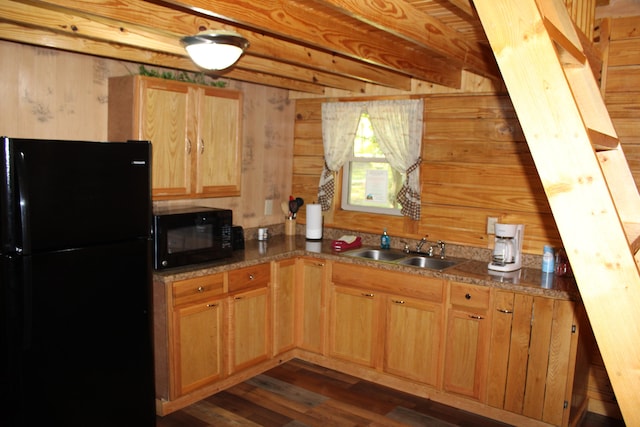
[284,218,296,235]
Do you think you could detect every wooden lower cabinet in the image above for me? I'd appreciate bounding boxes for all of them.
[154,257,587,426]
[228,263,271,373]
[487,290,585,427]
[173,294,225,397]
[384,294,443,386]
[273,258,296,355]
[154,272,226,401]
[296,257,328,354]
[329,285,380,367]
[443,281,492,401]
[329,262,446,382]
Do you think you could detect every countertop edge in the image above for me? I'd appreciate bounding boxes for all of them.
[153,236,579,301]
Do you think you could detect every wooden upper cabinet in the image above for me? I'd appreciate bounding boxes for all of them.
[108,75,242,200]
[196,87,242,196]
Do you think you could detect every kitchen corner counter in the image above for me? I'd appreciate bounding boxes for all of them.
[153,235,579,300]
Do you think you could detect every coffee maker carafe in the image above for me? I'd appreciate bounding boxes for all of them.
[488,223,524,272]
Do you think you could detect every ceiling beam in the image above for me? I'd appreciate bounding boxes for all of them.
[155,0,465,87]
[0,21,326,93]
[2,0,365,92]
[314,0,497,78]
[19,0,414,90]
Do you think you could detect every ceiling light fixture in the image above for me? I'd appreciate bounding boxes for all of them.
[181,30,249,71]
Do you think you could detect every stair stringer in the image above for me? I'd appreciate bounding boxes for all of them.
[472,1,640,425]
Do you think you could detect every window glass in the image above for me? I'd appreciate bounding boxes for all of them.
[341,113,403,215]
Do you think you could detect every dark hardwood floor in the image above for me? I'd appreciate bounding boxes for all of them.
[156,359,625,427]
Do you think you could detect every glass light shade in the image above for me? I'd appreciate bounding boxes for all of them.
[181,31,249,70]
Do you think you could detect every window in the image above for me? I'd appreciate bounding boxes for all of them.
[341,113,403,215]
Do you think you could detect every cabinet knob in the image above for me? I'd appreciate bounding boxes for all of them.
[465,293,471,299]
[468,314,484,320]
[392,299,405,304]
[197,286,204,292]
[362,293,374,297]
[206,303,218,308]
[497,308,513,314]
[249,274,255,280]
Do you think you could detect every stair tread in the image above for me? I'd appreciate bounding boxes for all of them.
[542,16,586,66]
[623,222,640,254]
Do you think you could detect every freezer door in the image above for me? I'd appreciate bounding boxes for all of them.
[1,240,155,426]
[1,138,151,255]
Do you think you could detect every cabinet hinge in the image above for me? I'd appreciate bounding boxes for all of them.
[571,324,577,334]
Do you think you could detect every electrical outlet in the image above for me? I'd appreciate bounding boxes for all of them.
[264,199,273,215]
[487,217,498,234]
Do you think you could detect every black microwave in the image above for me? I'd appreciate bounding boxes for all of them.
[152,206,233,270]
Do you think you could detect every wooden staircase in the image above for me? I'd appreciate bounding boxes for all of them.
[472,0,640,425]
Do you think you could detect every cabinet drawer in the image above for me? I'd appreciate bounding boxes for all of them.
[173,273,225,306]
[229,263,270,292]
[332,262,444,302]
[449,281,490,310]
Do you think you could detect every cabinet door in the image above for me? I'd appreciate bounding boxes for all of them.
[172,296,224,397]
[329,285,380,367]
[139,78,192,198]
[296,258,328,354]
[273,259,296,355]
[196,87,242,197]
[488,291,579,426]
[230,286,271,372]
[384,295,443,386]
[443,282,491,400]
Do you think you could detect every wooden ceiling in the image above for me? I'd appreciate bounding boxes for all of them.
[0,0,601,94]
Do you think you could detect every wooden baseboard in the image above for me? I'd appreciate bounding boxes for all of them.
[156,349,297,416]
[295,350,554,427]
[157,348,588,427]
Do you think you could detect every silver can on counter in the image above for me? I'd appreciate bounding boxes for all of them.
[258,227,269,241]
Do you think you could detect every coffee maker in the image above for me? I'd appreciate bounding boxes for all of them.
[488,223,524,272]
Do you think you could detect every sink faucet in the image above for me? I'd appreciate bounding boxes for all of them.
[437,240,446,259]
[415,235,428,253]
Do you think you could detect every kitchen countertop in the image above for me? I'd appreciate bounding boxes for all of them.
[153,235,579,301]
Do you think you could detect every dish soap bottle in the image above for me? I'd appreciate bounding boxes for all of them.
[380,228,390,249]
[542,245,555,273]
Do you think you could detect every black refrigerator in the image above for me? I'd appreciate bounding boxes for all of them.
[0,137,156,426]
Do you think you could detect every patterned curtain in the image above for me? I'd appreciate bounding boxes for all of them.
[317,101,365,210]
[318,99,424,220]
[368,99,424,220]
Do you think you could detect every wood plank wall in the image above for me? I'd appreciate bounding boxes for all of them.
[293,93,562,255]
[0,40,294,230]
[604,16,640,186]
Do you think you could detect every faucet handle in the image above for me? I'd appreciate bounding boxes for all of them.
[400,241,410,253]
[437,240,446,259]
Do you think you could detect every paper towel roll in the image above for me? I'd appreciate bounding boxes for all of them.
[305,204,322,240]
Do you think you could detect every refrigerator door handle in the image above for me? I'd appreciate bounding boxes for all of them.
[21,256,33,350]
[16,151,31,254]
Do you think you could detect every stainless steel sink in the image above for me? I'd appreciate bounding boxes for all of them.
[396,256,462,271]
[342,247,466,271]
[342,248,407,262]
